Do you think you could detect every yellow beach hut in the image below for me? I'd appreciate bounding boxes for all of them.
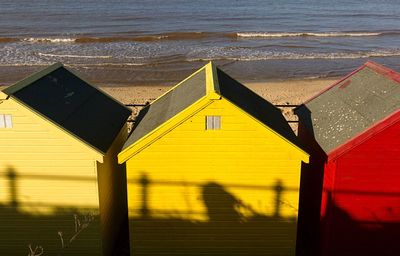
[118,62,309,256]
[0,63,131,256]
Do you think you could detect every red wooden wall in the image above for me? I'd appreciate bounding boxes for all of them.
[320,119,400,256]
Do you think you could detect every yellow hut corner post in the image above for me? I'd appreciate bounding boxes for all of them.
[119,62,309,256]
[0,63,131,256]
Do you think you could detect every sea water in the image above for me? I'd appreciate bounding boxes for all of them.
[0,0,400,83]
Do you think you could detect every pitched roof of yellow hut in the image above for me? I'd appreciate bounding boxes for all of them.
[119,62,308,163]
[2,63,131,154]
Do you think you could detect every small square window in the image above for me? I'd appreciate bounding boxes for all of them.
[0,114,13,128]
[206,116,221,130]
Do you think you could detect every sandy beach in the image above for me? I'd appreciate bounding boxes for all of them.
[96,78,336,106]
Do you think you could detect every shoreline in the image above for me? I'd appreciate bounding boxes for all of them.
[3,56,399,87]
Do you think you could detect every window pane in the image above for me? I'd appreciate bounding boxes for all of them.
[5,114,12,128]
[205,115,221,130]
[214,116,221,129]
[0,115,5,128]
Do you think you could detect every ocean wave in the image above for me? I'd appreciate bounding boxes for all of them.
[38,52,112,59]
[15,32,223,44]
[75,36,166,43]
[76,32,225,42]
[23,38,77,43]
[187,50,400,62]
[236,32,385,38]
[4,30,397,44]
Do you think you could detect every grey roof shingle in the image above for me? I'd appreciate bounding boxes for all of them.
[296,61,400,153]
[123,69,206,149]
[3,63,131,153]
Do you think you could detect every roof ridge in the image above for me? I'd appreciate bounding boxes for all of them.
[2,62,63,95]
[364,60,400,83]
[301,61,400,106]
[301,63,368,105]
[205,62,221,99]
[215,66,280,110]
[149,64,207,106]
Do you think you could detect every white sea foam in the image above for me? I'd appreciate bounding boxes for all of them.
[76,62,148,66]
[236,32,382,38]
[38,52,112,59]
[24,38,77,43]
[187,50,400,62]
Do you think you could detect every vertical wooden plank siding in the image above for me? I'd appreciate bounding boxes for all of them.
[0,98,102,255]
[125,99,306,256]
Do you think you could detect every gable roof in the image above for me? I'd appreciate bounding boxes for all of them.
[2,63,131,154]
[123,67,207,149]
[295,61,400,154]
[120,62,305,161]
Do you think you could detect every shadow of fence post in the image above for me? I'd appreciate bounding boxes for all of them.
[273,179,283,218]
[6,167,19,210]
[139,174,150,218]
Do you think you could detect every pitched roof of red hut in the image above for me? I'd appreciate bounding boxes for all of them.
[295,61,400,156]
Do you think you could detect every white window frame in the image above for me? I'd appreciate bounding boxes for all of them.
[0,114,13,128]
[205,115,221,130]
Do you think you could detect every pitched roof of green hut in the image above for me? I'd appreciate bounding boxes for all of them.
[295,61,400,153]
[2,63,131,153]
[123,62,300,151]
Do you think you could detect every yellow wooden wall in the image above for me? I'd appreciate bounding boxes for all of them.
[125,99,307,256]
[0,97,102,255]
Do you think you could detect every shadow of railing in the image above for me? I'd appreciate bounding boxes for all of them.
[126,174,400,256]
[129,174,299,220]
[0,167,104,256]
[127,174,299,256]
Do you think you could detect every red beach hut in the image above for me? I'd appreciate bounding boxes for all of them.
[295,61,400,256]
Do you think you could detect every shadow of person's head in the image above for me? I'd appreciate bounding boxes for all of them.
[201,182,242,223]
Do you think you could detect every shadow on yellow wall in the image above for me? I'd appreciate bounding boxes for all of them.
[0,167,105,256]
[129,174,298,256]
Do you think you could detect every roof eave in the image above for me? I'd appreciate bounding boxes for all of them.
[0,91,8,100]
[2,62,63,95]
[10,96,105,161]
[118,96,213,164]
[223,97,310,163]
